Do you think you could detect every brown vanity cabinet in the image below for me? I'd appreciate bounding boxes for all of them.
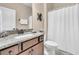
[19,42,43,55]
[19,36,44,55]
[0,35,44,55]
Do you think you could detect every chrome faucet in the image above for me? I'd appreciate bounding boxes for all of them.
[0,31,8,38]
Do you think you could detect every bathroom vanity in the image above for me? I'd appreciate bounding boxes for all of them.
[0,32,44,55]
[0,6,44,55]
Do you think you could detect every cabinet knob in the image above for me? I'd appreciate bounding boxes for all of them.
[31,49,34,51]
[8,50,13,55]
[31,49,34,55]
[28,51,31,55]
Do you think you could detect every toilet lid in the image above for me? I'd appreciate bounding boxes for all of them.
[45,41,58,46]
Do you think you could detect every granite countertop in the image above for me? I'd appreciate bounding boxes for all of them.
[0,32,44,50]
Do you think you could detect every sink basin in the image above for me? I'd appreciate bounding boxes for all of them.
[14,34,34,39]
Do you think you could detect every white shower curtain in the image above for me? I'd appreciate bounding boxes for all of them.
[48,4,79,54]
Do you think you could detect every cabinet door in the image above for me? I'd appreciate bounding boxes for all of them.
[23,38,38,50]
[31,42,44,55]
[19,49,32,55]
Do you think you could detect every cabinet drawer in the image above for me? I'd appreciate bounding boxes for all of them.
[23,38,38,50]
[39,35,44,42]
[31,42,44,55]
[0,45,19,55]
[19,49,32,55]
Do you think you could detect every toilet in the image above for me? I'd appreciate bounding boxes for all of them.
[44,40,58,55]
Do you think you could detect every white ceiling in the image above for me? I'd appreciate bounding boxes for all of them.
[23,3,32,7]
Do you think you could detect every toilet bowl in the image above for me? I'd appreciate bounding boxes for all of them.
[44,40,58,55]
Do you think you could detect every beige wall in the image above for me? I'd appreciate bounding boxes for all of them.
[47,3,76,11]
[32,3,48,41]
[0,3,32,30]
[32,3,44,31]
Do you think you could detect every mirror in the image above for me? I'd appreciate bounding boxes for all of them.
[0,3,32,33]
[0,7,16,32]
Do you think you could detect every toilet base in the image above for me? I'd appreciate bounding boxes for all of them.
[44,47,57,55]
[44,40,58,55]
[46,49,56,55]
